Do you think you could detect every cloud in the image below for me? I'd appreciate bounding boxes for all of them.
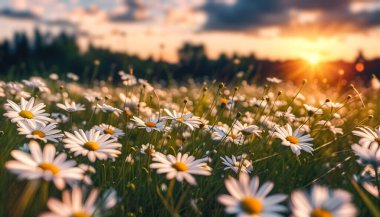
[201,0,289,30]
[0,8,38,19]
[110,0,150,22]
[200,0,380,36]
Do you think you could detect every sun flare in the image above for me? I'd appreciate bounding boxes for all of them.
[306,54,320,65]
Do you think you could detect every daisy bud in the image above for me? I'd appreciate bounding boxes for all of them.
[278,91,282,96]
[219,82,225,89]
[325,99,330,103]
[166,135,172,140]
[127,182,136,191]
[368,115,374,119]
[161,183,167,191]
[203,87,208,92]
[59,85,64,90]
[236,112,242,118]
[129,67,134,75]
[347,95,352,100]
[302,79,307,84]
[184,99,188,104]
[234,87,238,91]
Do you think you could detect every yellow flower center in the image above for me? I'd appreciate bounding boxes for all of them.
[32,130,46,138]
[172,162,189,171]
[145,121,157,127]
[71,211,91,217]
[229,134,238,139]
[220,98,228,105]
[375,138,380,143]
[19,110,33,119]
[103,128,114,135]
[286,136,299,144]
[39,163,60,175]
[124,109,133,117]
[311,208,333,217]
[145,148,155,155]
[176,117,185,122]
[83,141,100,151]
[240,197,263,214]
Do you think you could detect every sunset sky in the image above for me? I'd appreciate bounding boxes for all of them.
[1,0,380,62]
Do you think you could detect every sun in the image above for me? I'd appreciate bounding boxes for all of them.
[306,54,320,65]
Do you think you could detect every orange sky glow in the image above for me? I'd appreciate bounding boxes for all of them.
[1,0,380,63]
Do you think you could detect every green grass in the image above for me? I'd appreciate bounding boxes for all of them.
[0,76,378,216]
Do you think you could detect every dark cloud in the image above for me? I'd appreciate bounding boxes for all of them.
[0,8,38,20]
[44,19,77,28]
[201,0,289,30]
[201,0,380,35]
[110,0,150,22]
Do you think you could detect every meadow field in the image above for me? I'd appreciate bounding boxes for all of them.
[0,72,379,217]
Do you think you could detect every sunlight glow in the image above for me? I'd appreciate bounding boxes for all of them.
[306,54,320,65]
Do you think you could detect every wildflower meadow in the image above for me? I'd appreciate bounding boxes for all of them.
[0,72,379,217]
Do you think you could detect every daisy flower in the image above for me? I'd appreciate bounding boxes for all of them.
[317,120,343,135]
[359,165,380,198]
[266,77,282,84]
[220,155,253,174]
[150,152,212,185]
[234,120,262,136]
[57,100,85,112]
[51,113,69,123]
[138,78,154,92]
[17,121,63,143]
[97,104,123,117]
[120,72,137,86]
[67,72,79,81]
[275,107,296,122]
[324,101,343,108]
[219,97,235,110]
[163,109,202,130]
[83,90,102,103]
[218,173,287,216]
[4,97,52,127]
[5,141,84,190]
[22,77,50,93]
[291,185,357,217]
[40,186,117,217]
[352,126,380,148]
[351,143,380,167]
[131,116,166,132]
[49,73,59,80]
[119,93,139,108]
[92,124,125,138]
[140,143,156,156]
[249,97,267,108]
[274,124,314,156]
[304,104,323,115]
[63,129,122,162]
[212,125,245,145]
